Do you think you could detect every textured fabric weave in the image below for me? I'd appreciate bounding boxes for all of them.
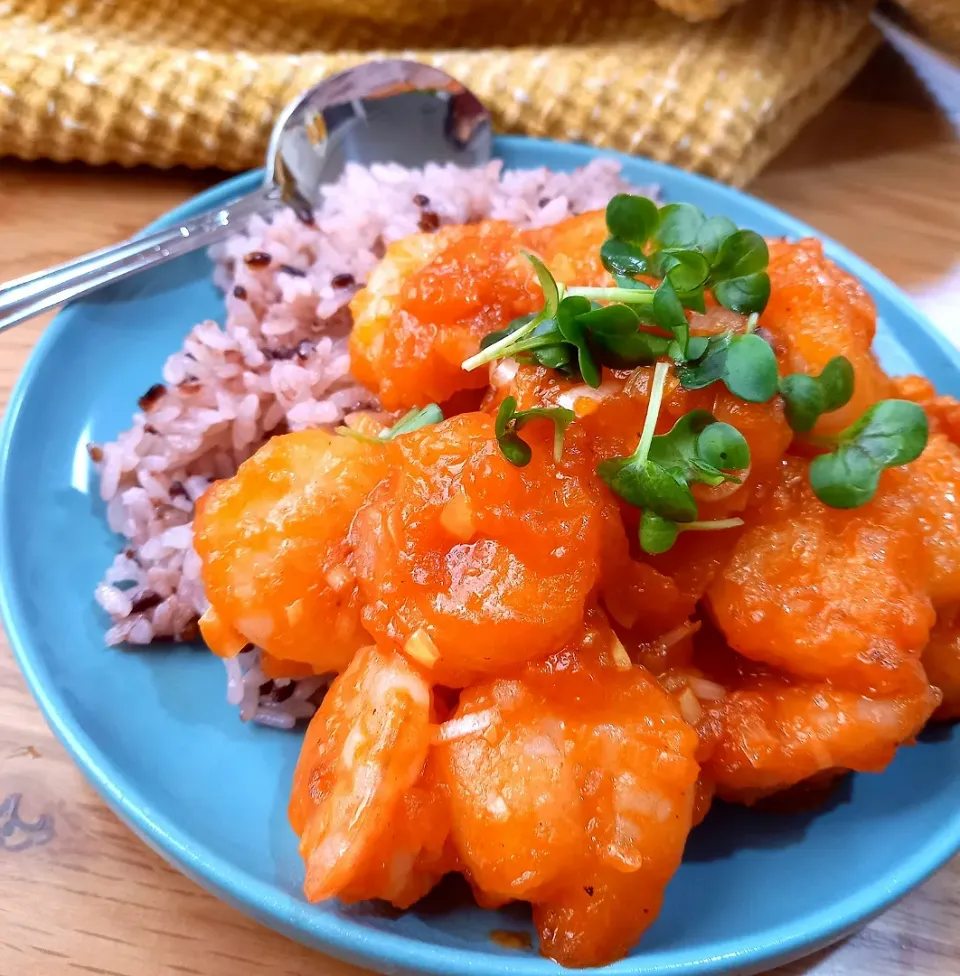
[0,0,878,186]
[895,0,960,56]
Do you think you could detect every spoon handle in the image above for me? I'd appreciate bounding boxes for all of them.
[0,185,277,334]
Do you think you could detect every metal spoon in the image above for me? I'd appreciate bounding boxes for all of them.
[0,59,492,333]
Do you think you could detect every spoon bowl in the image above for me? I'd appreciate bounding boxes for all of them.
[269,60,491,221]
[0,59,492,332]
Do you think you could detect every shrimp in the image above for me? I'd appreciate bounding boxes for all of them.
[194,429,388,674]
[893,376,960,446]
[761,238,891,434]
[350,411,604,686]
[348,221,541,411]
[882,432,960,609]
[922,604,960,721]
[708,455,935,695]
[439,615,700,968]
[288,644,452,907]
[598,504,692,639]
[521,210,612,286]
[687,634,940,805]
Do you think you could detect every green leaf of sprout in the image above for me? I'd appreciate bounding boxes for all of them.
[380,403,444,440]
[676,330,778,402]
[598,455,699,522]
[695,215,738,265]
[654,203,706,250]
[659,249,711,294]
[613,274,653,291]
[723,333,779,403]
[714,272,771,315]
[820,356,857,412]
[495,395,575,466]
[578,303,671,368]
[337,403,444,445]
[676,332,732,391]
[652,277,690,359]
[697,421,750,473]
[809,399,929,508]
[523,250,560,320]
[605,194,660,246]
[779,356,855,433]
[600,238,648,277]
[532,341,575,372]
[680,287,707,315]
[647,410,749,487]
[838,399,929,467]
[494,396,533,466]
[711,231,769,282]
[557,295,601,387]
[778,373,822,433]
[640,511,680,554]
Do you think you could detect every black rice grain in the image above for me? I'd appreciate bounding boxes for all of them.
[243,251,272,269]
[138,383,166,412]
[418,210,441,232]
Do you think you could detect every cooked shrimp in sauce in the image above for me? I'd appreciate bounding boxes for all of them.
[350,410,604,686]
[194,429,388,673]
[188,194,957,967]
[439,616,699,968]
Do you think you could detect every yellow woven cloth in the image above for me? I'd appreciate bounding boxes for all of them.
[894,0,960,55]
[0,0,878,186]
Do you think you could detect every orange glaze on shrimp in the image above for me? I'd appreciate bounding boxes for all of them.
[350,411,604,686]
[348,222,540,411]
[707,455,936,696]
[438,615,699,968]
[521,210,612,286]
[194,429,389,673]
[893,376,960,446]
[761,238,890,435]
[685,632,940,805]
[289,644,454,906]
[922,604,960,721]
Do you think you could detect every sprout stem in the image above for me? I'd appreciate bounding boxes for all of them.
[566,286,655,303]
[462,319,540,371]
[636,360,670,465]
[680,518,744,533]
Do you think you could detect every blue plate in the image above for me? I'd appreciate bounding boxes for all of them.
[2,137,959,976]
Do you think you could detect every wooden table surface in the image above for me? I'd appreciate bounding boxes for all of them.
[1,42,960,976]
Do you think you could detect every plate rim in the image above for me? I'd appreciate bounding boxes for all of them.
[3,135,960,976]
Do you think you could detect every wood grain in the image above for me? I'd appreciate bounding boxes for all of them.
[1,43,960,976]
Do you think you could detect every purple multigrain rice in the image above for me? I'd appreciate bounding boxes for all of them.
[92,158,656,726]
